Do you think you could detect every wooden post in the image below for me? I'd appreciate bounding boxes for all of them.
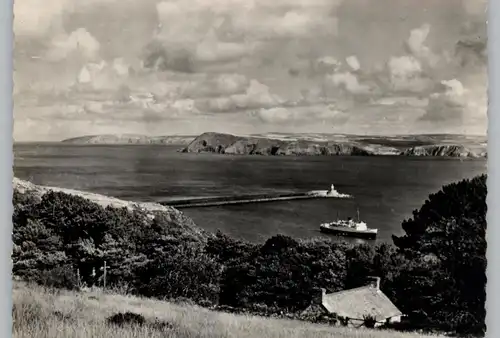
[103,260,107,290]
[76,268,80,288]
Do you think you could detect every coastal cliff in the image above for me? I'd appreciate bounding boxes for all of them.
[400,145,486,158]
[61,134,195,145]
[182,132,377,156]
[181,132,486,158]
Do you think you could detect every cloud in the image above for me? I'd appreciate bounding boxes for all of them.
[454,38,487,69]
[327,72,371,94]
[213,74,248,94]
[346,56,360,71]
[406,24,440,67]
[371,96,428,108]
[315,56,342,73]
[151,0,344,69]
[75,61,128,90]
[419,79,469,123]
[112,58,131,77]
[44,28,100,62]
[255,104,349,125]
[387,56,433,93]
[195,30,255,63]
[199,79,284,112]
[256,107,294,124]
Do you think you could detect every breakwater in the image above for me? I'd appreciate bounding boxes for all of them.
[161,190,350,209]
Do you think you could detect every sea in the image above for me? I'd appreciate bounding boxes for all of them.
[13,143,487,244]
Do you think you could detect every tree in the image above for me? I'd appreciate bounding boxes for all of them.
[393,174,486,251]
[392,175,487,335]
[219,235,347,311]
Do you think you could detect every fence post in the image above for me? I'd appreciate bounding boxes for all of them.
[103,260,107,290]
[76,268,82,290]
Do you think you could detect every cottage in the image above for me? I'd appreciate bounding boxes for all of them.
[302,277,403,328]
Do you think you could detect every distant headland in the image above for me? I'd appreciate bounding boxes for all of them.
[179,132,487,158]
[61,134,195,145]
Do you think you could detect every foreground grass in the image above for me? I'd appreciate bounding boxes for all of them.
[12,282,445,338]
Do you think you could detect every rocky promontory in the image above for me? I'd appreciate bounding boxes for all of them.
[180,132,487,158]
[181,132,380,156]
[400,145,486,158]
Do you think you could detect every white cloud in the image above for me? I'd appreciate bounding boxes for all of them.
[388,56,421,78]
[419,78,483,124]
[214,74,248,94]
[372,96,429,108]
[202,79,284,112]
[44,28,100,61]
[440,79,465,99]
[256,104,349,125]
[195,30,254,62]
[346,55,361,71]
[387,55,433,92]
[257,107,294,123]
[315,56,342,73]
[327,72,371,94]
[112,58,131,76]
[406,24,439,67]
[75,61,128,90]
[153,0,344,67]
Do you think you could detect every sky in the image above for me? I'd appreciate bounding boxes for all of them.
[13,0,488,141]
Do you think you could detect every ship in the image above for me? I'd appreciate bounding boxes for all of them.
[319,209,378,240]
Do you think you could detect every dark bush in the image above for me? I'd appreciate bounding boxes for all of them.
[106,312,146,327]
[36,264,79,290]
[363,315,377,328]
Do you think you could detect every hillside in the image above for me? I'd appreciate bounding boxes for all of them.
[180,132,487,158]
[61,134,195,145]
[12,177,208,241]
[12,282,443,338]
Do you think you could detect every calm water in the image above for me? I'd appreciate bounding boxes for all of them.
[13,143,487,244]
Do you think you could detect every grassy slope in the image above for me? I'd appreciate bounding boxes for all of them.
[12,282,444,338]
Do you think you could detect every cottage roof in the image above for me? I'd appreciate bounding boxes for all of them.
[321,285,402,322]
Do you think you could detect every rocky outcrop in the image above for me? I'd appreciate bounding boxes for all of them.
[181,132,375,156]
[181,132,244,154]
[181,132,487,158]
[399,145,486,158]
[61,134,195,145]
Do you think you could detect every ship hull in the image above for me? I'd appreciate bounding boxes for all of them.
[320,225,377,240]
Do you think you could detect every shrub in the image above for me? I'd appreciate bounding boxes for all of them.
[106,312,146,327]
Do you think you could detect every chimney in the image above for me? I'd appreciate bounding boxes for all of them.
[367,276,381,290]
[312,288,327,304]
